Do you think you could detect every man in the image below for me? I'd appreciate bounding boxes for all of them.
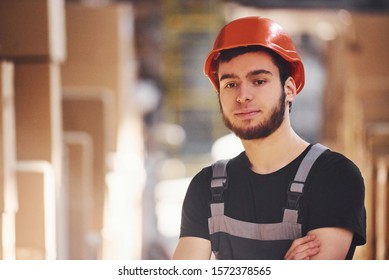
[172,16,366,260]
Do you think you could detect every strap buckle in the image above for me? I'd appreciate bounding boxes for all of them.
[210,176,228,203]
[286,180,304,209]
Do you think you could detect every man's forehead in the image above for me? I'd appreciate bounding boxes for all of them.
[218,52,278,78]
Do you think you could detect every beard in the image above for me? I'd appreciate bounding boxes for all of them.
[220,90,287,140]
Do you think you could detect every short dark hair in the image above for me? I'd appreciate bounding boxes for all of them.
[216,45,292,87]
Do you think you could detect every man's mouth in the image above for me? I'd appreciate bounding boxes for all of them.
[234,109,261,120]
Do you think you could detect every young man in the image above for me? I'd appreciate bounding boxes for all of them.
[172,16,366,260]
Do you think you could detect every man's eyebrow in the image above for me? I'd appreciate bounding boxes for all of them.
[247,69,273,78]
[219,69,273,82]
[219,73,238,82]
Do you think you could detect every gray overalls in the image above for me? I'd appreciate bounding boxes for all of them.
[208,144,328,259]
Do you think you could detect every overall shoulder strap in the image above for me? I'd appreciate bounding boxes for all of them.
[210,159,229,216]
[283,144,329,222]
[292,143,328,190]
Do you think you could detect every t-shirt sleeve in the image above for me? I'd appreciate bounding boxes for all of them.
[304,152,366,246]
[179,167,212,240]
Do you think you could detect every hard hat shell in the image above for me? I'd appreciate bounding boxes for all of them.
[204,16,305,93]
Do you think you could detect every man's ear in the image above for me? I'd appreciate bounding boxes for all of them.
[284,77,297,102]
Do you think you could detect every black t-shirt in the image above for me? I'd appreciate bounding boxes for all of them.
[179,145,366,259]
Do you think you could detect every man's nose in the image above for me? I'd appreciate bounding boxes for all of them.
[236,84,253,103]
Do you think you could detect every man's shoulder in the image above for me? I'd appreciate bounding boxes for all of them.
[315,145,362,175]
[309,144,364,189]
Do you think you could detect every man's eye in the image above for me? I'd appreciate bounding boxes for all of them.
[254,80,265,85]
[225,82,236,88]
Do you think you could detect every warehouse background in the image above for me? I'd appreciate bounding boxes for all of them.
[1,0,388,260]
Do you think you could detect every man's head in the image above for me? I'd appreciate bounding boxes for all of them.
[216,49,293,140]
[204,16,304,94]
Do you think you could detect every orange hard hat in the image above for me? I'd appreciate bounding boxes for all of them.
[204,16,305,93]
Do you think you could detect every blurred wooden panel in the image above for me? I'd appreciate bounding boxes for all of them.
[62,3,136,152]
[14,62,64,258]
[0,61,17,260]
[0,0,66,62]
[375,156,389,259]
[63,131,95,259]
[62,87,114,248]
[15,161,56,260]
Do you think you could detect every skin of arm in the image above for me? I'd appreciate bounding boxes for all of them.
[284,227,353,260]
[172,237,212,260]
[172,227,352,260]
[172,236,317,260]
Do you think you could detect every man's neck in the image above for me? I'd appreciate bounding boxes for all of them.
[241,124,309,174]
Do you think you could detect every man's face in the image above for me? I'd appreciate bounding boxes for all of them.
[217,51,287,140]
